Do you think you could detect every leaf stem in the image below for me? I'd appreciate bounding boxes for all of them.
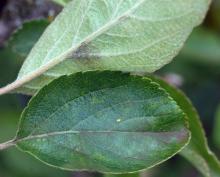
[0,140,16,151]
[0,54,67,96]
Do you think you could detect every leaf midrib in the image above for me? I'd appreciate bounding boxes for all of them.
[16,130,184,144]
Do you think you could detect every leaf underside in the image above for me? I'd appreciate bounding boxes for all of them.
[15,71,189,173]
[16,0,210,95]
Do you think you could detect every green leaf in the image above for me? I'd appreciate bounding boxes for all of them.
[213,105,220,150]
[8,20,49,57]
[0,0,210,95]
[181,27,220,65]
[13,71,189,173]
[0,112,69,177]
[150,76,220,177]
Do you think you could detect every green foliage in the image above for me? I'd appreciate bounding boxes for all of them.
[11,0,210,94]
[213,105,220,150]
[8,20,49,57]
[14,71,189,173]
[150,76,220,177]
[181,27,220,65]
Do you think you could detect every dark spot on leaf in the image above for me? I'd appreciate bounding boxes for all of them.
[72,43,91,59]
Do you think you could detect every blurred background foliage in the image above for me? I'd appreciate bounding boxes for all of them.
[0,0,220,177]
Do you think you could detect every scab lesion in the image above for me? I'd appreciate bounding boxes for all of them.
[71,43,101,61]
[72,44,91,59]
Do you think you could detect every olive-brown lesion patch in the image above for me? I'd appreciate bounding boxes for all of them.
[72,43,93,59]
[69,43,103,69]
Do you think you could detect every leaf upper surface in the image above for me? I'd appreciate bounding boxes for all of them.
[15,0,210,94]
[15,71,189,173]
[150,76,220,177]
[8,20,49,57]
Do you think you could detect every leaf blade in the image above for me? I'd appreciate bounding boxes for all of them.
[150,76,220,177]
[15,71,189,173]
[8,20,49,57]
[0,0,210,95]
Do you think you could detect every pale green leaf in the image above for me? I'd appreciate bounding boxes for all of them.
[0,0,210,95]
[150,76,220,177]
[12,71,189,173]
